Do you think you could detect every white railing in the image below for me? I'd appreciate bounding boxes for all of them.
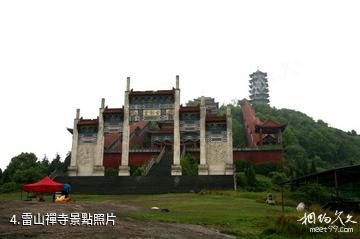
[142,147,166,176]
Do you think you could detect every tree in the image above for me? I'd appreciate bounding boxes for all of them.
[0,168,2,184]
[310,160,317,174]
[40,155,50,171]
[1,152,47,185]
[2,153,38,183]
[63,152,71,173]
[271,171,288,185]
[48,154,63,174]
[46,153,70,175]
[285,144,308,177]
[317,119,328,127]
[13,167,45,184]
[282,126,298,148]
[219,103,246,147]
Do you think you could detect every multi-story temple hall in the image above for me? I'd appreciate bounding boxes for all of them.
[63,71,286,193]
[68,76,234,177]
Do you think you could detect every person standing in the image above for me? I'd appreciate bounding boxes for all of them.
[62,183,71,198]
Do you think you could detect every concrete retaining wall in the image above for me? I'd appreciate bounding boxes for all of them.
[56,175,234,194]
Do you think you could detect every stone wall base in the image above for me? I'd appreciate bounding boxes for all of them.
[92,165,105,176]
[225,164,234,175]
[171,164,182,176]
[198,164,209,175]
[67,166,78,176]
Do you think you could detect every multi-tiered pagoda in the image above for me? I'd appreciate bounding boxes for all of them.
[249,69,270,104]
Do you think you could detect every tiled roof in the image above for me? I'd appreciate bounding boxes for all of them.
[129,89,175,96]
[180,106,200,112]
[206,114,226,122]
[78,118,98,126]
[103,107,123,114]
[257,118,287,128]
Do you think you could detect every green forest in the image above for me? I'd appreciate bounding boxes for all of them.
[253,103,359,170]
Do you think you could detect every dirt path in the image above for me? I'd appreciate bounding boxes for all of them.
[0,201,235,239]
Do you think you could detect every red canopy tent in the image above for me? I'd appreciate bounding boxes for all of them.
[22,176,63,193]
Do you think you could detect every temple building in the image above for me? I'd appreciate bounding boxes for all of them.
[68,76,233,176]
[249,68,270,104]
[67,72,286,177]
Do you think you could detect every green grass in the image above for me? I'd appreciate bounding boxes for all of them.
[1,191,358,239]
[0,191,26,201]
[122,191,295,238]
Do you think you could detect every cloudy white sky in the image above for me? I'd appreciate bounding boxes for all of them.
[0,0,359,170]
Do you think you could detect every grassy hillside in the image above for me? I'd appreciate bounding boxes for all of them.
[225,102,360,178]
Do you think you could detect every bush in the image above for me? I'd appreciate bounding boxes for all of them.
[0,182,19,193]
[181,154,199,176]
[245,165,257,186]
[255,177,272,192]
[254,163,281,176]
[237,172,273,192]
[234,160,251,172]
[261,215,310,238]
[130,165,144,176]
[105,168,119,176]
[290,184,331,205]
[236,172,247,187]
[270,172,288,185]
[235,161,284,192]
[271,214,307,236]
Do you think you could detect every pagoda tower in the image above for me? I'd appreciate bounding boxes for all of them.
[249,68,270,104]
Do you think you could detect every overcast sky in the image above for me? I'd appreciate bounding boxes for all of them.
[0,0,359,170]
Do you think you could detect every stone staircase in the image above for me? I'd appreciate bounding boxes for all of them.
[147,148,172,176]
